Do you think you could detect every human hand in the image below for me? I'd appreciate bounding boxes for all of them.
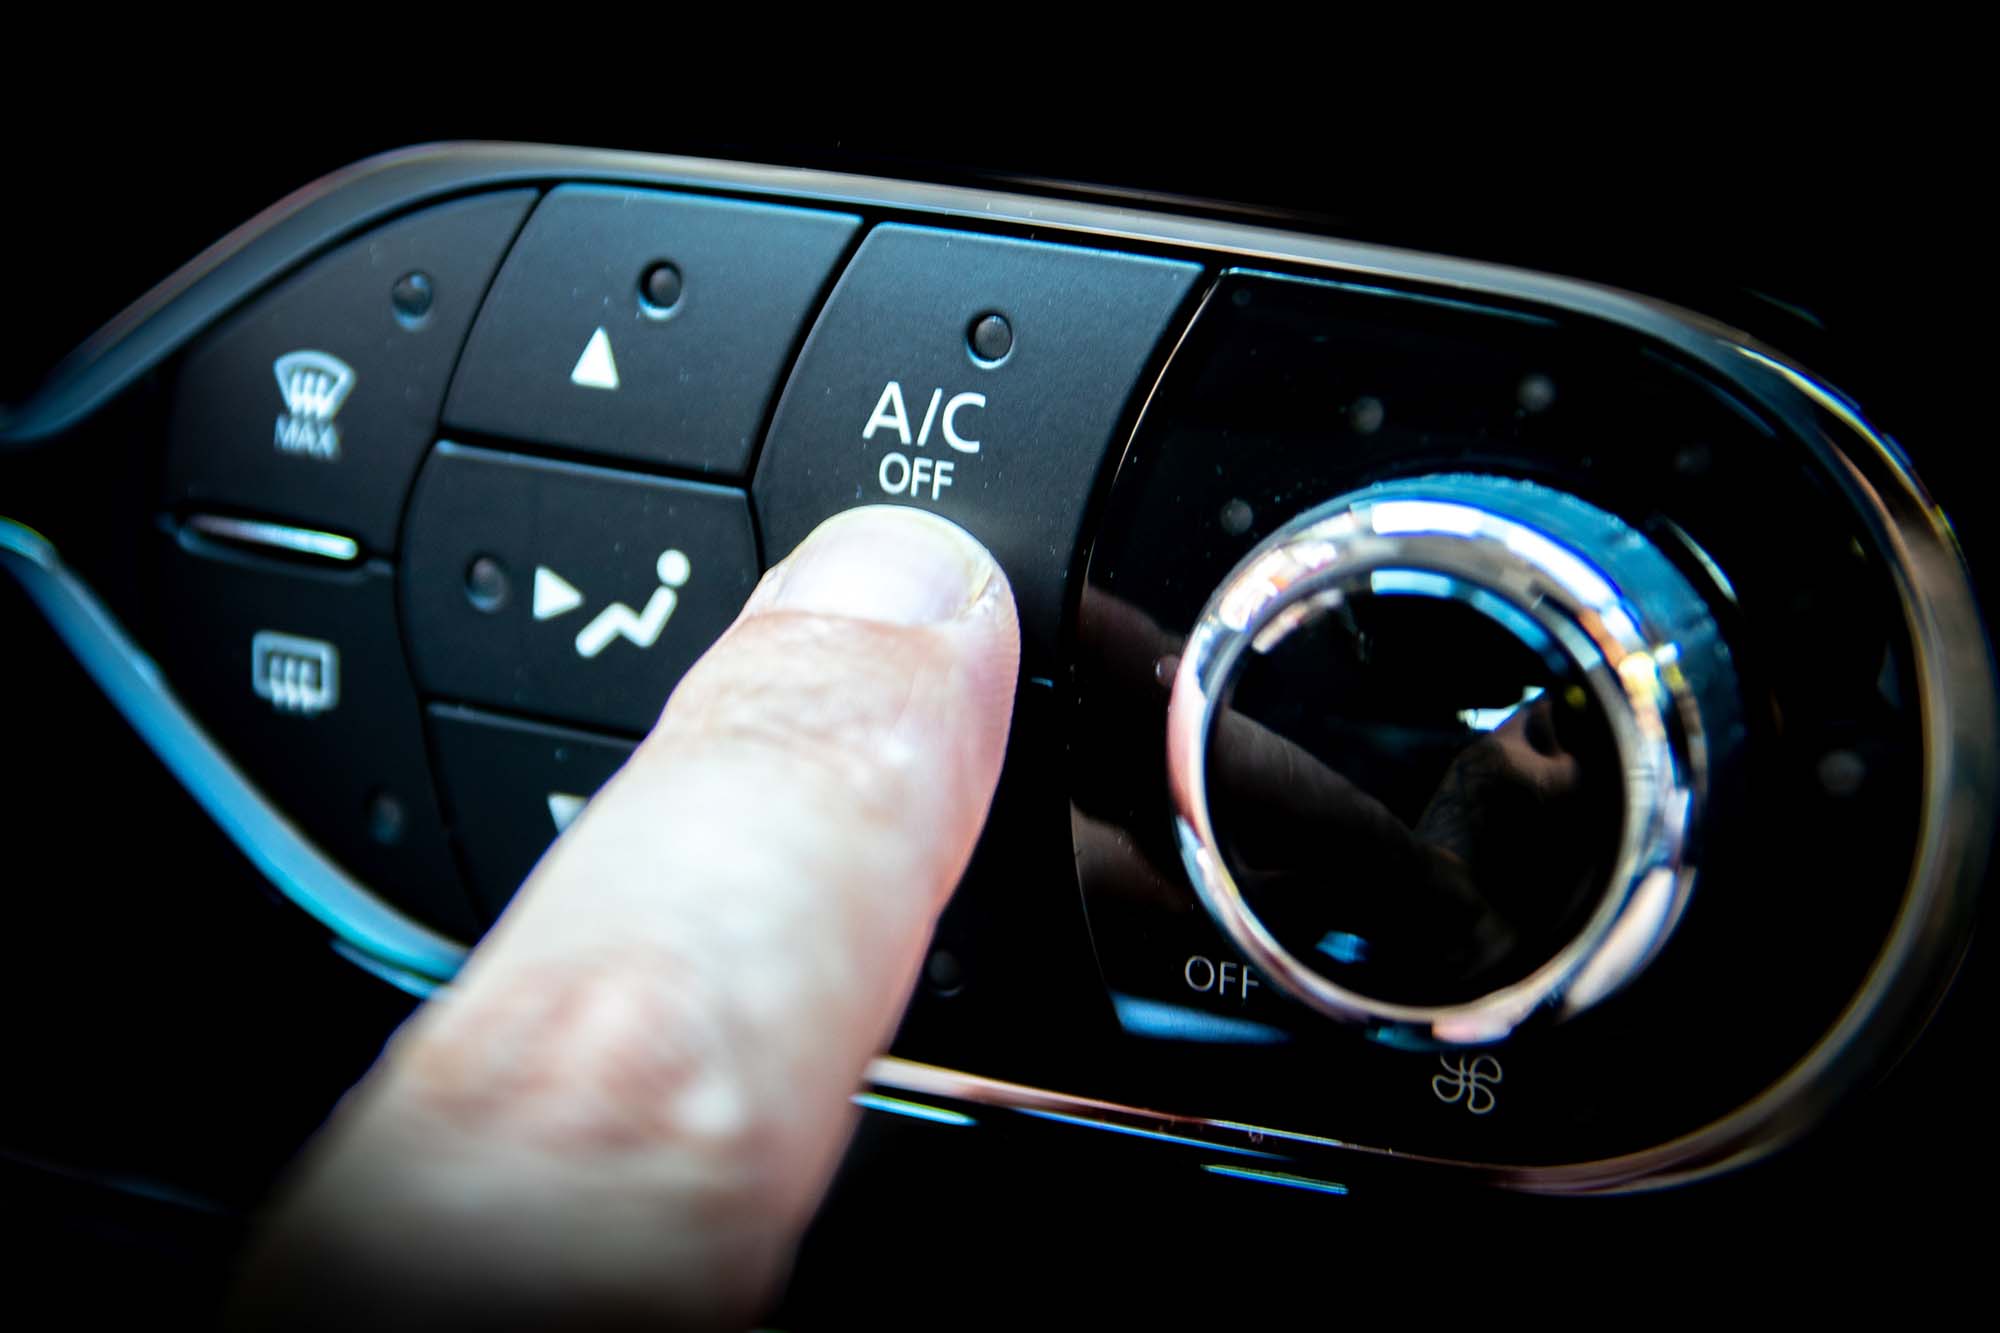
[231,506,1020,1329]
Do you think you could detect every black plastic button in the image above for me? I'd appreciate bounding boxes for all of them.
[164,191,536,554]
[155,529,479,939]
[427,704,637,920]
[401,443,759,735]
[753,226,1200,663]
[443,187,859,475]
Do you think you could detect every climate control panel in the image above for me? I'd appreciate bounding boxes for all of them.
[2,146,1987,1193]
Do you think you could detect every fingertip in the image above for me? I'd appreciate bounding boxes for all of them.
[751,505,1013,630]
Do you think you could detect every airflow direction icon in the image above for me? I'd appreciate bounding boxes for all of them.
[533,566,584,620]
[573,549,692,659]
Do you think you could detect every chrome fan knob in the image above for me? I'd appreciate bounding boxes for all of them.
[1166,474,1741,1046]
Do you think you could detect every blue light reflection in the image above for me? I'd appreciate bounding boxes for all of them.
[1201,1164,1349,1196]
[851,1093,975,1127]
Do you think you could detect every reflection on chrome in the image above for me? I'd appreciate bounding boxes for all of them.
[1015,1108,1286,1160]
[850,1093,975,1127]
[1201,1165,1350,1196]
[1166,475,1740,1045]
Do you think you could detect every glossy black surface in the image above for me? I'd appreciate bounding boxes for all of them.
[1072,271,1926,1163]
[1219,585,1626,1007]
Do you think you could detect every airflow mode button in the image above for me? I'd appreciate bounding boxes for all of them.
[401,443,758,735]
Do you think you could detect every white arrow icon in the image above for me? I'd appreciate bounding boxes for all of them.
[547,791,588,834]
[573,549,692,659]
[570,326,620,391]
[533,566,585,621]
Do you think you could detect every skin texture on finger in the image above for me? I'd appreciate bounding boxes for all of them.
[231,507,1019,1331]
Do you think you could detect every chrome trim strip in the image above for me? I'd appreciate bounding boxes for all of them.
[849,1092,976,1128]
[865,1057,1365,1156]
[1013,1108,1287,1160]
[3,146,1989,1194]
[0,516,468,984]
[1200,1165,1351,1197]
[184,513,360,563]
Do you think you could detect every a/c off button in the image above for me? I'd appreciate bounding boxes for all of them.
[753,225,1199,666]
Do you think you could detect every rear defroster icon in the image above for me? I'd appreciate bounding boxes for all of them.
[251,631,340,715]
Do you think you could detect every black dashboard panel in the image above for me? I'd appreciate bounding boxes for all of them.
[2,133,1992,1313]
[1069,266,1931,1170]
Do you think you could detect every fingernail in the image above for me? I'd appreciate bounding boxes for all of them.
[767,506,998,626]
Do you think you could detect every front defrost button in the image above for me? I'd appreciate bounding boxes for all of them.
[165,191,535,554]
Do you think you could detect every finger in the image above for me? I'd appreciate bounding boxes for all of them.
[234,506,1020,1330]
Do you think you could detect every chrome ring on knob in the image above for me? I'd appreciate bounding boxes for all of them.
[1166,475,1734,1046]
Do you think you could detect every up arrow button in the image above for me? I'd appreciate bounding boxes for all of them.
[444,187,860,474]
[570,327,620,391]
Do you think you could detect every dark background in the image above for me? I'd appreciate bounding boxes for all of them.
[3,89,1990,1314]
